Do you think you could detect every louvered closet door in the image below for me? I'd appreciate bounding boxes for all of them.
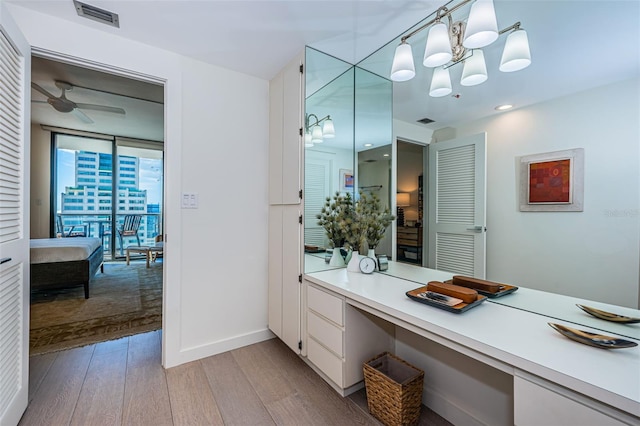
[0,6,31,425]
[304,154,332,248]
[428,133,487,278]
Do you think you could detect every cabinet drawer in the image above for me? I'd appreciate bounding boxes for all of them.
[307,284,344,326]
[307,336,343,387]
[308,311,343,357]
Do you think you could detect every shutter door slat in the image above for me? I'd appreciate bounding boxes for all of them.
[0,265,22,417]
[435,232,474,275]
[436,144,475,225]
[0,29,23,244]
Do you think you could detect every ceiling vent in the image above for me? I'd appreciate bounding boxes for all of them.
[74,1,120,28]
[417,117,435,125]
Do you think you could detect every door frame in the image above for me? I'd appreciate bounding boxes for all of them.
[30,47,172,361]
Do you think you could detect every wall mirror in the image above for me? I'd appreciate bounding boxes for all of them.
[303,1,639,338]
[354,0,639,337]
[303,47,393,273]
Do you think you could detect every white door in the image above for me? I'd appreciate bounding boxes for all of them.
[0,4,31,425]
[428,133,487,278]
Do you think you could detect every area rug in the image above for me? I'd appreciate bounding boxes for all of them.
[30,261,162,355]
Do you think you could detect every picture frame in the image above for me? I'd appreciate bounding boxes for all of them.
[519,148,584,212]
[340,169,354,192]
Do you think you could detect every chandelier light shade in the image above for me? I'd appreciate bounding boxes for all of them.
[423,22,452,67]
[389,0,530,94]
[304,132,313,148]
[460,49,488,86]
[499,29,531,72]
[311,125,323,143]
[429,66,452,97]
[322,117,335,138]
[463,0,499,49]
[390,42,416,82]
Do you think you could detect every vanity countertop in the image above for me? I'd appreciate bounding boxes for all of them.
[305,266,640,418]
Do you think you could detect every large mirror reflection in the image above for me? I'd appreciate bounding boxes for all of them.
[303,1,639,337]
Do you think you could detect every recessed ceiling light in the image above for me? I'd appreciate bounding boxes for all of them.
[383,153,390,157]
[495,104,514,111]
[364,143,374,147]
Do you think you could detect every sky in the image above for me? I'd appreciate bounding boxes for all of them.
[57,149,163,211]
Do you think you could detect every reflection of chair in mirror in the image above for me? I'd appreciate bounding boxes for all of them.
[116,215,142,255]
[56,215,86,237]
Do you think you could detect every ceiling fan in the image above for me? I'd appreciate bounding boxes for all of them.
[31,80,126,124]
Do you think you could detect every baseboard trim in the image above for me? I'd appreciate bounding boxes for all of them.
[165,328,276,368]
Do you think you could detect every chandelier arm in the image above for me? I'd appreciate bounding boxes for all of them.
[499,21,522,35]
[400,0,473,43]
[305,113,331,130]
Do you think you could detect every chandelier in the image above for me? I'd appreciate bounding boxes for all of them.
[390,0,531,97]
[304,113,335,147]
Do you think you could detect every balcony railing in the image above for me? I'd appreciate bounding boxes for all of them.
[56,213,163,260]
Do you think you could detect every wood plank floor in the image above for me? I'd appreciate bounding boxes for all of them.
[21,331,452,425]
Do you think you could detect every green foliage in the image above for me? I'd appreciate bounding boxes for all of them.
[316,191,395,250]
[357,191,395,249]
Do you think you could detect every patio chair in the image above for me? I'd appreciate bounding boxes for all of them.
[56,215,86,237]
[116,214,142,255]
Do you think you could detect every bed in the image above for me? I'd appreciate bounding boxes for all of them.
[30,237,104,299]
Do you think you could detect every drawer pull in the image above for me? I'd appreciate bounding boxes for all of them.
[0,257,11,265]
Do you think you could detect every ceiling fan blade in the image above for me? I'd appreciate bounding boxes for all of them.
[71,108,94,124]
[75,103,126,115]
[31,82,57,99]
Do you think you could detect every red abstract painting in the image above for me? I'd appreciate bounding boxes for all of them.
[528,158,572,203]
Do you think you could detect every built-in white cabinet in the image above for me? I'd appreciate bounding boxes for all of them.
[514,373,636,426]
[304,281,394,395]
[268,51,303,353]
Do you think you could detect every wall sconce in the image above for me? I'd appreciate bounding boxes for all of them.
[390,0,531,96]
[396,192,411,227]
[305,113,335,148]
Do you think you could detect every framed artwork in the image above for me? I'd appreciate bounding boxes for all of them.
[519,148,584,212]
[340,169,354,192]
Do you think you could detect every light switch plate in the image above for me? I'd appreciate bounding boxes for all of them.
[181,192,198,209]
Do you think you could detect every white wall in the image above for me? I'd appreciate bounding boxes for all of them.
[447,78,640,307]
[30,124,50,238]
[9,4,272,367]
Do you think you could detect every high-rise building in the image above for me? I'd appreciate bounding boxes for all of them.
[60,151,151,248]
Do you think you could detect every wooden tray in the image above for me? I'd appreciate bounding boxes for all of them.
[406,286,487,313]
[444,279,518,298]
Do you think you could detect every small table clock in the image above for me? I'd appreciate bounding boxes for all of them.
[359,256,376,274]
[376,254,389,272]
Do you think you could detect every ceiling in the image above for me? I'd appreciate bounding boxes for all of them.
[12,0,640,142]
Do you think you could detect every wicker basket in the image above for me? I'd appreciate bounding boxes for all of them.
[363,352,424,426]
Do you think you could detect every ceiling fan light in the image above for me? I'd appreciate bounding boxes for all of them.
[499,29,531,72]
[463,0,499,49]
[423,22,452,67]
[460,49,488,86]
[390,42,416,82]
[429,66,452,97]
[322,117,335,138]
[311,125,323,143]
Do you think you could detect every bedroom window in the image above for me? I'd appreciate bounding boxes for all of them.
[53,133,164,260]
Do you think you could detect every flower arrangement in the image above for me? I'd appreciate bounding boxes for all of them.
[316,192,360,249]
[317,191,394,251]
[357,191,395,249]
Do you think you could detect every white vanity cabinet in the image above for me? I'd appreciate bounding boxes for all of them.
[304,281,394,395]
[514,374,634,426]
